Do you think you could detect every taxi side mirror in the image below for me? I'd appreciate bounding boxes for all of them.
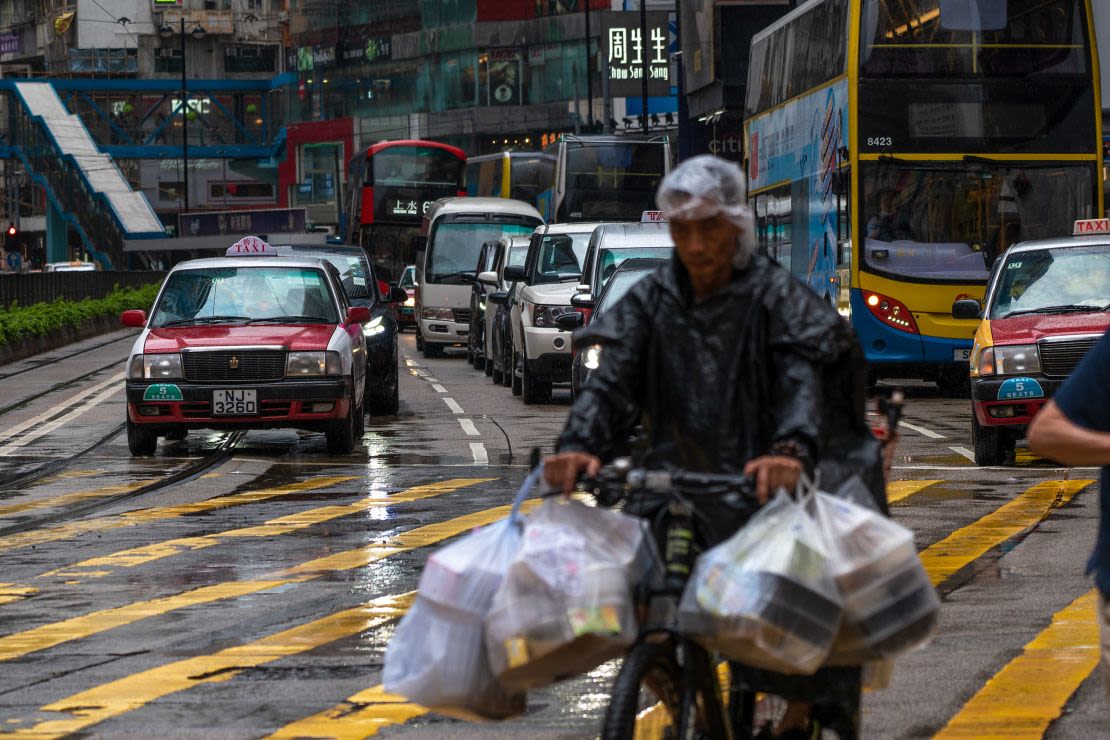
[121,309,147,328]
[388,286,408,304]
[346,306,371,324]
[503,265,527,284]
[477,270,499,286]
[556,312,584,330]
[952,299,982,320]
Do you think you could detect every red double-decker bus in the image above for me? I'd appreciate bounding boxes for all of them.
[344,140,467,282]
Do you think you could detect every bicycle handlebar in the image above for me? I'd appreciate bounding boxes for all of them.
[578,459,756,505]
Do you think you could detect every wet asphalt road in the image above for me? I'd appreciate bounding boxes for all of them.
[0,328,1105,738]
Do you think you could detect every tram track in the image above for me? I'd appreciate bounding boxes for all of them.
[0,358,125,419]
[0,430,245,537]
[0,333,134,383]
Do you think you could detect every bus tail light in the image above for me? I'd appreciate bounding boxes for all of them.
[864,291,918,334]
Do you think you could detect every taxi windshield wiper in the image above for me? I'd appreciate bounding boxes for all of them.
[1001,304,1108,318]
[246,315,332,324]
[431,270,476,283]
[160,315,249,327]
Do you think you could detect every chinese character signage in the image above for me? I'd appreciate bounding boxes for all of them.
[0,33,21,56]
[602,12,672,98]
[178,208,307,237]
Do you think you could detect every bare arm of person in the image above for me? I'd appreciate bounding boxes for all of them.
[1028,401,1110,466]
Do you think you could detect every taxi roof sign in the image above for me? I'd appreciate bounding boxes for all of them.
[226,236,276,256]
[642,210,666,223]
[1074,219,1110,236]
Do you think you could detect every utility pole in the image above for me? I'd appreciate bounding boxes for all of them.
[584,0,593,129]
[640,0,649,134]
[179,17,189,215]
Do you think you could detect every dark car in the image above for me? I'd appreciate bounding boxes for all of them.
[573,223,674,323]
[467,240,500,370]
[569,257,668,395]
[487,240,531,387]
[396,265,417,330]
[273,244,406,415]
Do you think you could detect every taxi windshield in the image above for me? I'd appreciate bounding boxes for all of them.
[151,266,338,327]
[530,233,591,284]
[989,245,1110,319]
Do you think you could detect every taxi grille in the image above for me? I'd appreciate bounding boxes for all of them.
[1038,337,1101,378]
[452,309,471,324]
[182,350,286,383]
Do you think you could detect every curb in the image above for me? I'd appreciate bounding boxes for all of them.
[0,314,122,367]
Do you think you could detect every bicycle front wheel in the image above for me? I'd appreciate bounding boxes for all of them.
[601,642,683,740]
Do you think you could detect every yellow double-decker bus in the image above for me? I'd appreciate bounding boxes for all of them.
[745,0,1102,391]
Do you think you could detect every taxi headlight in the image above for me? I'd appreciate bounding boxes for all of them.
[286,351,336,377]
[421,306,453,321]
[583,344,603,370]
[993,344,1040,376]
[141,353,182,380]
[363,315,386,337]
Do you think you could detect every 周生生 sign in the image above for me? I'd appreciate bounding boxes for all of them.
[602,11,672,98]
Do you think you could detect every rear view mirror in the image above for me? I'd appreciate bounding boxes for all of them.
[121,309,147,328]
[571,293,594,310]
[346,306,371,324]
[388,286,408,303]
[837,241,851,268]
[952,299,982,320]
[556,312,584,330]
[503,265,527,283]
[477,270,499,286]
[488,292,508,305]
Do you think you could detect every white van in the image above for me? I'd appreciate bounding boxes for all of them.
[416,197,543,358]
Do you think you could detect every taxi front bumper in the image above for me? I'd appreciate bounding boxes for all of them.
[126,378,352,430]
[970,375,1062,428]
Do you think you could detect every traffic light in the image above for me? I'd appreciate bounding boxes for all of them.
[6,223,15,238]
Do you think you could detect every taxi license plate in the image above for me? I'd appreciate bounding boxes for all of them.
[954,349,971,362]
[213,389,257,416]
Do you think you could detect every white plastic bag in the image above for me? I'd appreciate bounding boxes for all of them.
[679,490,842,675]
[485,496,659,690]
[808,490,939,665]
[383,468,540,720]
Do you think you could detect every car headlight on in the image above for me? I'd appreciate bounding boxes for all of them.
[287,351,341,377]
[583,345,603,370]
[404,296,415,307]
[134,353,182,380]
[532,304,578,328]
[977,345,1040,377]
[421,306,454,321]
[363,315,386,337]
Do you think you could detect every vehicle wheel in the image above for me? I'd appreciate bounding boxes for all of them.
[355,399,367,438]
[521,351,551,405]
[511,350,523,396]
[484,350,494,376]
[422,342,444,359]
[491,356,504,385]
[126,418,158,456]
[415,329,425,351]
[972,415,1012,466]
[474,351,485,372]
[601,643,683,740]
[164,428,187,442]
[326,394,358,454]
[370,359,401,416]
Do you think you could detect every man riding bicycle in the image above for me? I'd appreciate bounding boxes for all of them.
[544,156,886,738]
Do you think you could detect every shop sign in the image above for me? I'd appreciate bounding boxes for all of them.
[178,208,307,237]
[601,11,672,98]
[0,33,22,56]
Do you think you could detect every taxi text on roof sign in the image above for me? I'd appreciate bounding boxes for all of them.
[642,211,666,223]
[1073,219,1110,236]
[226,236,276,256]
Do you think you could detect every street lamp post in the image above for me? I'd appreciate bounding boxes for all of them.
[160,18,206,223]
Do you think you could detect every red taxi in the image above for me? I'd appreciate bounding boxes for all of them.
[959,219,1110,465]
[121,237,368,456]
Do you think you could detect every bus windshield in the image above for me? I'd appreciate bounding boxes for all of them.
[861,0,1088,77]
[371,146,463,187]
[861,163,1094,281]
[563,143,667,221]
[989,246,1110,319]
[427,220,540,284]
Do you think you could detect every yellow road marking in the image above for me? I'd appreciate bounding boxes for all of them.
[266,685,426,740]
[0,497,538,662]
[37,469,106,484]
[888,479,941,504]
[0,476,357,555]
[920,479,1094,586]
[0,593,415,739]
[0,584,37,606]
[0,479,159,518]
[935,589,1100,739]
[43,478,493,578]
